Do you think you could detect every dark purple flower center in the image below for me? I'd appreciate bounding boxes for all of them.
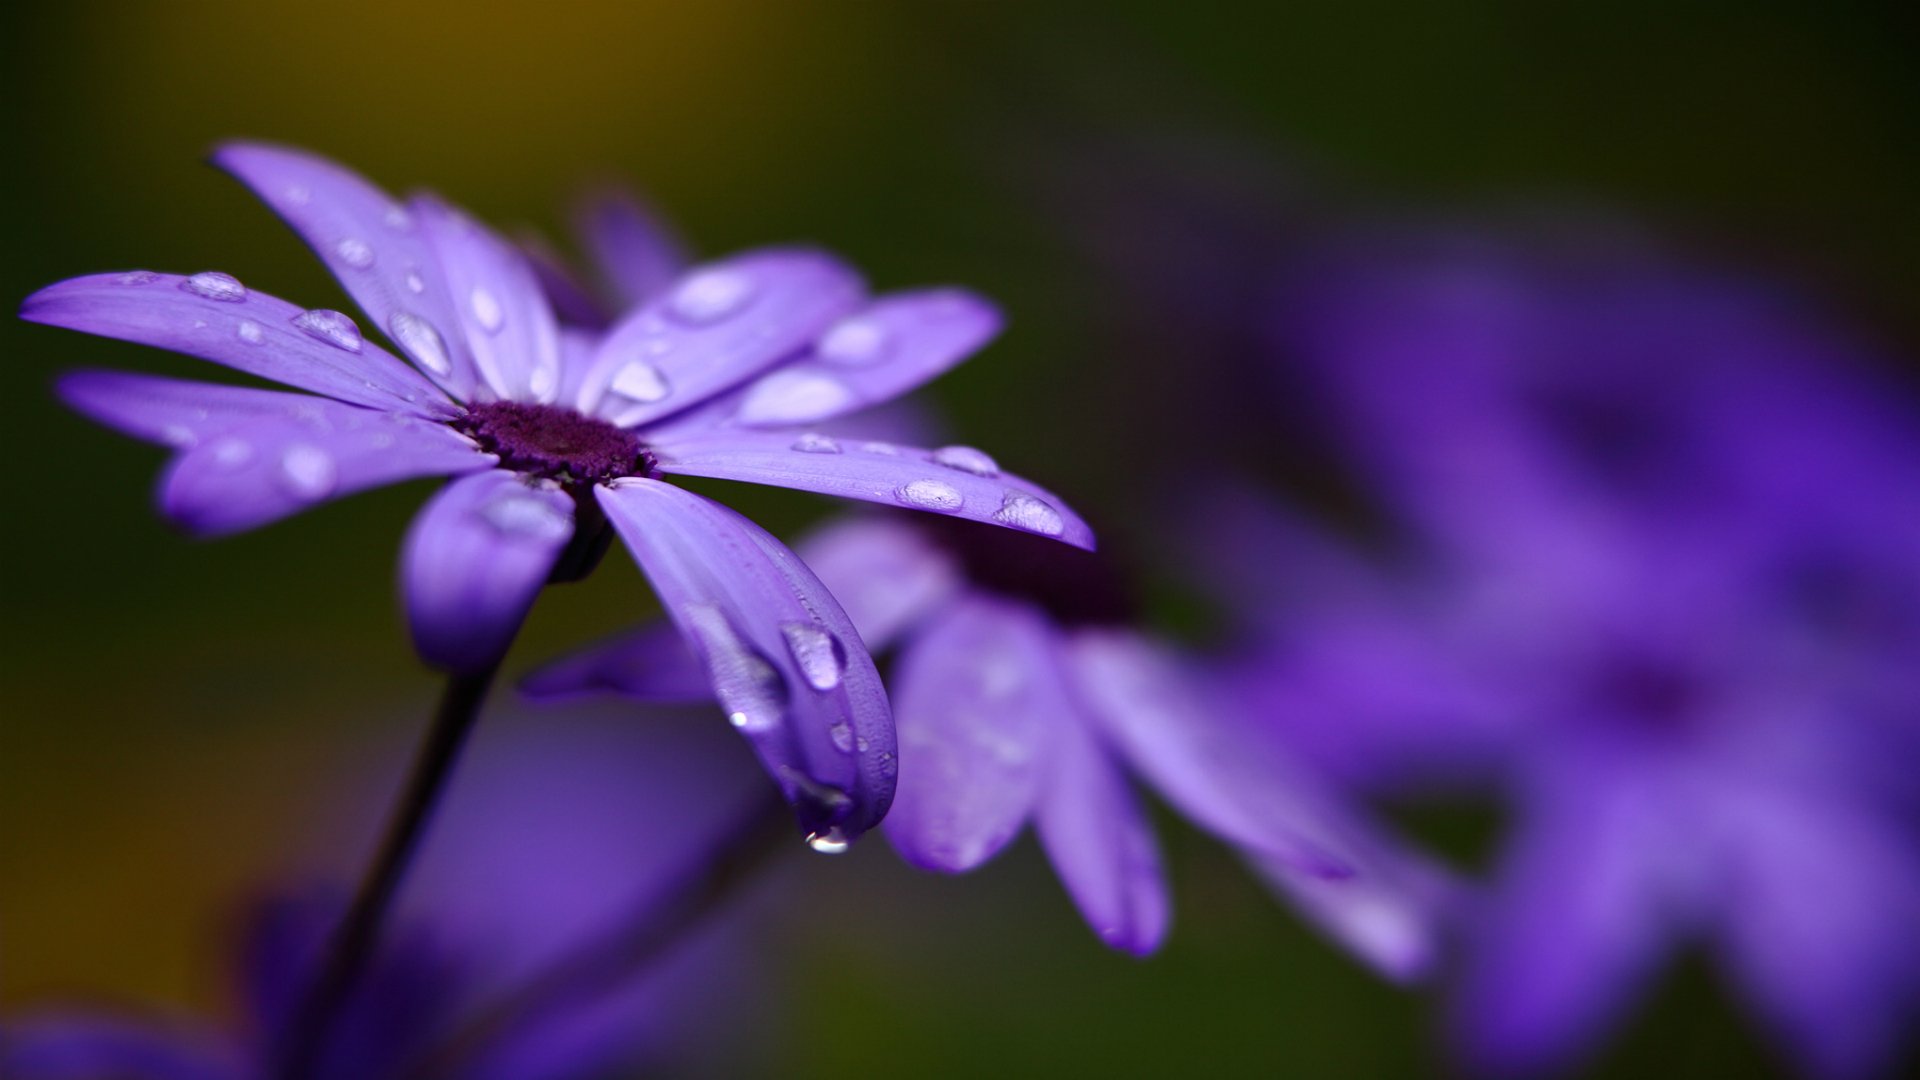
[456,401,652,485]
[917,515,1137,627]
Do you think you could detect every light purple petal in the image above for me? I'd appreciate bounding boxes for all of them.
[21,273,454,418]
[415,195,564,404]
[1033,705,1171,956]
[518,623,715,704]
[573,250,865,428]
[160,401,493,536]
[1244,841,1456,984]
[595,478,895,843]
[575,187,692,309]
[210,142,482,398]
[649,430,1096,550]
[729,288,1003,426]
[58,369,347,450]
[883,594,1062,872]
[795,516,963,649]
[402,471,574,673]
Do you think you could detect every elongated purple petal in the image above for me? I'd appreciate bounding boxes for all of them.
[0,1013,241,1080]
[650,430,1095,550]
[575,187,691,309]
[883,594,1062,872]
[211,142,482,399]
[402,471,574,673]
[519,622,714,703]
[160,403,493,536]
[731,289,1003,426]
[21,273,454,418]
[415,195,564,404]
[596,479,895,842]
[58,369,343,449]
[1245,841,1454,984]
[518,229,611,327]
[1033,706,1171,956]
[796,516,962,649]
[573,250,865,428]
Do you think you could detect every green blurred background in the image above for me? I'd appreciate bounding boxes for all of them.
[3,3,1916,1076]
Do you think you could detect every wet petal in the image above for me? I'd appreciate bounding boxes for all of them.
[574,250,865,427]
[402,471,574,673]
[650,430,1095,550]
[21,273,454,418]
[795,516,963,649]
[415,195,564,404]
[160,402,493,536]
[731,288,1003,426]
[519,622,714,704]
[59,369,347,450]
[575,187,691,309]
[1033,706,1171,956]
[596,478,895,842]
[883,595,1063,872]
[211,142,482,398]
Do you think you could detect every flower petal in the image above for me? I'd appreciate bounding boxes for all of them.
[596,478,895,842]
[649,430,1095,550]
[58,369,345,449]
[1244,840,1455,984]
[795,516,963,649]
[0,1013,241,1080]
[518,229,611,327]
[160,402,493,536]
[415,195,564,404]
[883,595,1062,872]
[575,187,691,310]
[402,471,575,673]
[210,142,482,398]
[1033,705,1171,956]
[730,289,1003,426]
[573,250,865,427]
[21,273,454,418]
[518,622,715,704]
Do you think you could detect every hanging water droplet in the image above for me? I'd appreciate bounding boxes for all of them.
[209,437,252,467]
[895,479,964,513]
[931,445,999,477]
[817,316,890,365]
[667,268,756,325]
[781,622,848,690]
[790,432,842,454]
[470,287,505,333]
[685,604,787,733]
[404,271,426,294]
[805,828,851,855]
[277,444,338,500]
[335,238,374,269]
[993,492,1065,536]
[480,490,571,541]
[114,270,160,286]
[609,359,671,403]
[389,312,451,375]
[292,309,364,352]
[183,272,247,302]
[236,320,264,345]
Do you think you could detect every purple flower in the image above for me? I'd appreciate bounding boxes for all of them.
[22,143,1093,845]
[527,514,1450,973]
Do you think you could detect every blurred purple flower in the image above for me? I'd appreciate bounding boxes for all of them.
[23,143,1093,844]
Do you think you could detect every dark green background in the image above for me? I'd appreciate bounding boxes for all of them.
[3,3,1915,1076]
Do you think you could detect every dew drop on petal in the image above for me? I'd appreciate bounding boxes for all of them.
[210,437,252,467]
[895,479,964,513]
[791,432,842,454]
[829,722,856,753]
[292,309,364,352]
[684,604,787,733]
[609,359,671,403]
[184,272,247,302]
[746,372,854,423]
[470,287,505,334]
[335,238,375,269]
[667,268,756,325]
[285,185,312,206]
[237,320,264,345]
[277,444,338,500]
[528,365,558,401]
[405,271,426,295]
[781,622,847,691]
[931,445,999,477]
[993,492,1065,536]
[859,441,901,456]
[114,270,161,286]
[389,312,451,375]
[817,316,890,365]
[161,424,196,448]
[479,489,571,542]
[383,204,413,230]
[806,827,851,855]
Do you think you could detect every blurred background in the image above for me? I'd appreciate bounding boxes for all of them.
[3,2,1918,1076]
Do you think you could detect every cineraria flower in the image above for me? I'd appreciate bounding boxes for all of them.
[23,144,1094,845]
[526,513,1448,972]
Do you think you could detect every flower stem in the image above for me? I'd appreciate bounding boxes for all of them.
[275,660,501,1079]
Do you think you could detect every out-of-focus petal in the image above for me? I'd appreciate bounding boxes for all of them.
[0,1013,241,1080]
[518,229,611,328]
[414,196,564,405]
[575,187,691,310]
[210,142,482,399]
[883,594,1062,872]
[58,370,343,450]
[160,403,493,536]
[596,478,895,842]
[401,471,574,672]
[649,430,1095,550]
[1245,841,1457,984]
[21,273,454,419]
[728,288,1003,426]
[796,516,962,650]
[573,250,865,428]
[519,623,714,704]
[1033,706,1171,956]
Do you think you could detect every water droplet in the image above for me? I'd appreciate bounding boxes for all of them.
[335,238,374,269]
[829,723,856,753]
[114,270,160,286]
[806,828,851,855]
[383,205,413,230]
[667,268,756,325]
[389,312,451,375]
[209,437,252,467]
[277,444,337,500]
[528,366,558,400]
[292,309,363,352]
[781,622,847,691]
[859,441,901,456]
[684,604,787,733]
[817,316,890,365]
[480,490,571,541]
[993,492,1065,536]
[404,271,426,294]
[236,320,264,345]
[183,272,246,302]
[931,445,999,477]
[470,287,504,333]
[895,479,964,513]
[191,319,208,330]
[161,424,196,447]
[744,372,853,423]
[609,359,671,403]
[645,339,673,357]
[285,185,311,206]
[791,432,842,454]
